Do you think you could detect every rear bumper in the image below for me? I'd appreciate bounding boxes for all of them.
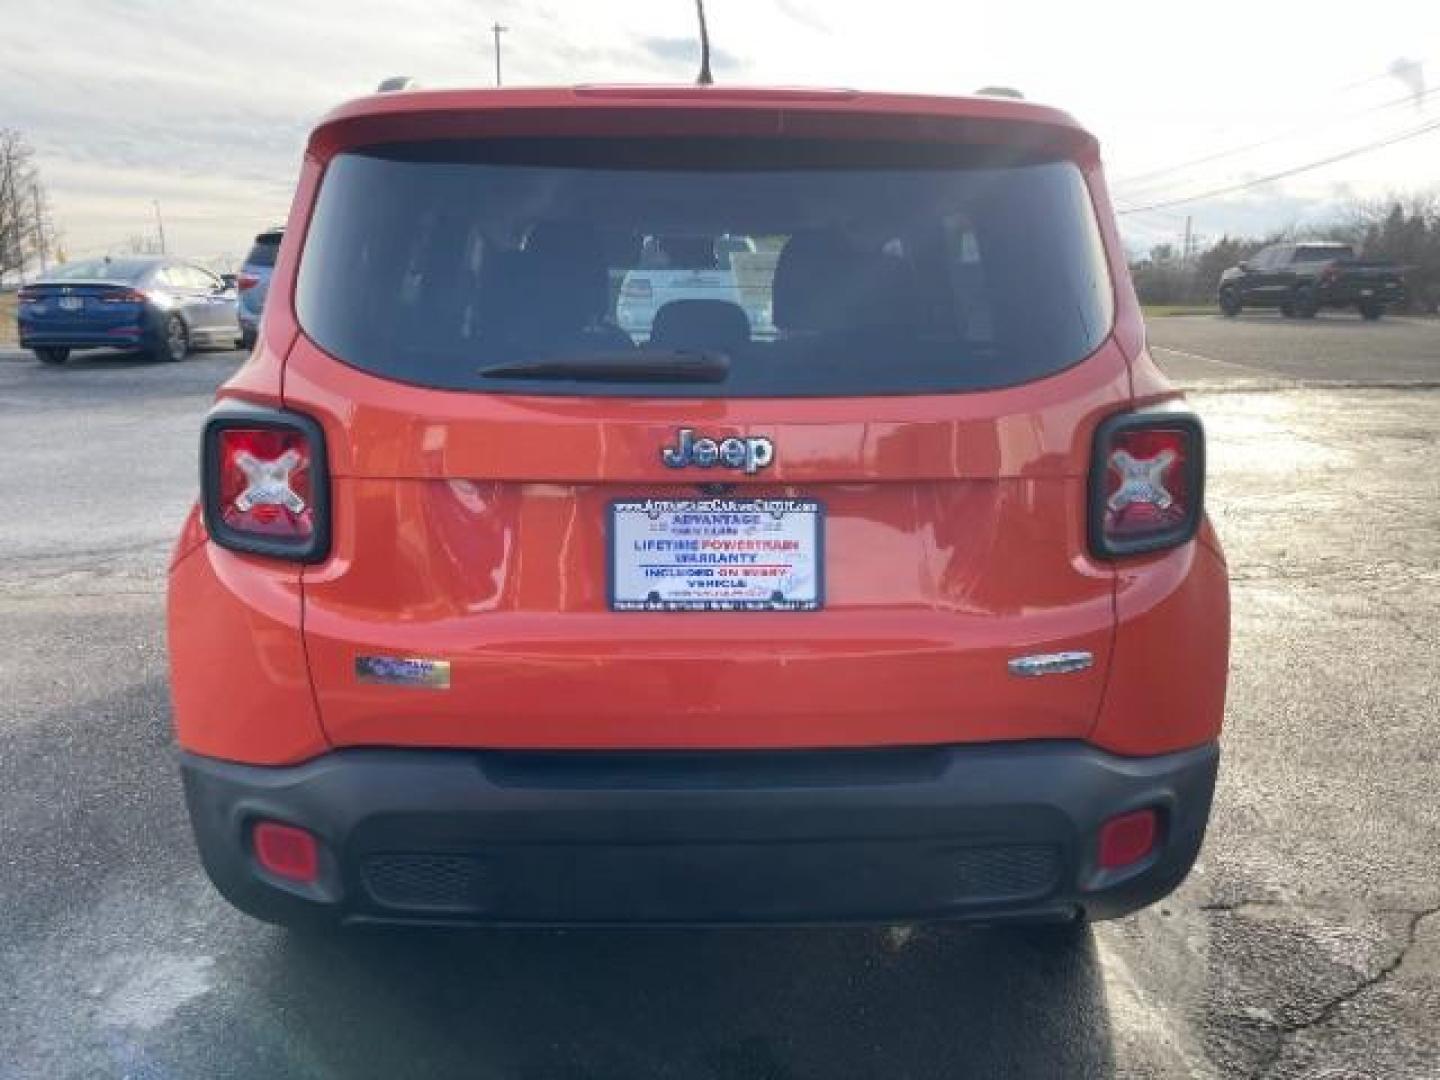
[182,739,1219,928]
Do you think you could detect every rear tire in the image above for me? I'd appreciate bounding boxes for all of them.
[34,347,69,365]
[1218,289,1241,318]
[156,314,189,362]
[1359,301,1384,321]
[1292,286,1318,319]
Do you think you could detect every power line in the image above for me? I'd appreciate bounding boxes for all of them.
[1116,115,1440,216]
[1118,204,1192,224]
[1114,81,1440,195]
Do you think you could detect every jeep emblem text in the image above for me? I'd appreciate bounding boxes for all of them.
[661,429,774,474]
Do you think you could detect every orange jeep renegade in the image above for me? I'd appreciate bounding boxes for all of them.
[168,85,1229,929]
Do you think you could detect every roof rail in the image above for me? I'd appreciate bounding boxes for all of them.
[976,86,1025,99]
[376,76,418,93]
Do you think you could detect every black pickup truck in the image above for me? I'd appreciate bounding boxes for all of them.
[1218,242,1406,320]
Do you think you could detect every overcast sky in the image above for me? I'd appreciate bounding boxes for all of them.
[2,0,1437,265]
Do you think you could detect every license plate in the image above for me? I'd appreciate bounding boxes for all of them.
[1360,288,1374,297]
[609,498,823,611]
[58,296,84,311]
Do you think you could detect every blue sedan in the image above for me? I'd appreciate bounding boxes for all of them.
[16,255,240,365]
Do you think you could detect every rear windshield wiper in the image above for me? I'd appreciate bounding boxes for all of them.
[479,350,730,384]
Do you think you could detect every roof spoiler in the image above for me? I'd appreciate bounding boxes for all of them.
[308,88,1097,166]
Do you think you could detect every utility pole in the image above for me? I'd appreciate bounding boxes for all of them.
[32,185,46,271]
[695,0,714,86]
[1182,215,1193,264]
[152,199,166,255]
[491,21,508,87]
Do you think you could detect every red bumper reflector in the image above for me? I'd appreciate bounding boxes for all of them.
[1098,808,1159,870]
[252,821,319,883]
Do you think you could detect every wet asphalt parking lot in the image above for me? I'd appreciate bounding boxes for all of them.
[1,311,1437,1079]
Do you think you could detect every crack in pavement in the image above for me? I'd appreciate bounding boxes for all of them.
[1197,901,1436,917]
[1248,904,1440,1079]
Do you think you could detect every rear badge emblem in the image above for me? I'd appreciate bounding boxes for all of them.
[1007,651,1094,678]
[661,428,774,474]
[356,656,451,689]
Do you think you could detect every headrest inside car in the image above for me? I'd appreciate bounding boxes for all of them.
[773,231,919,334]
[650,300,751,354]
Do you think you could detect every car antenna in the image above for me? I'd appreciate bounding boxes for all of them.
[695,0,714,85]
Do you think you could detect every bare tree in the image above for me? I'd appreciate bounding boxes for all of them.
[0,128,56,283]
[0,131,29,281]
[1329,190,1440,312]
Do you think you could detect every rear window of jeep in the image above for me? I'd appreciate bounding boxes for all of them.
[295,138,1113,397]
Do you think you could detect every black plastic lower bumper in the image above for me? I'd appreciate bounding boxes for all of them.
[19,331,148,350]
[181,740,1219,928]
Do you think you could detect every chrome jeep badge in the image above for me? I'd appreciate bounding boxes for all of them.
[661,428,774,474]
